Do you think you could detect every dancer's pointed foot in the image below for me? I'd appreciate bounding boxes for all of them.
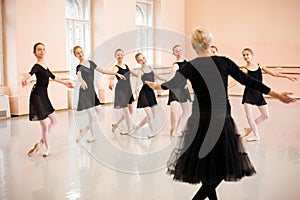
[127,125,140,136]
[28,142,41,157]
[169,128,174,136]
[240,128,251,138]
[247,136,260,142]
[147,133,156,138]
[87,137,96,143]
[112,123,118,132]
[120,131,129,135]
[172,131,183,138]
[42,147,50,157]
[76,128,87,142]
[42,151,49,157]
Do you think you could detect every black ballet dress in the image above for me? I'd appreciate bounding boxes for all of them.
[76,60,101,111]
[167,60,192,105]
[242,67,267,106]
[137,70,158,108]
[162,56,271,185]
[114,64,134,109]
[28,64,55,121]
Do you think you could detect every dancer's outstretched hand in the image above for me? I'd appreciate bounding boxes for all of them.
[117,74,126,80]
[109,83,114,90]
[80,81,88,90]
[145,81,162,90]
[66,82,74,88]
[268,90,297,103]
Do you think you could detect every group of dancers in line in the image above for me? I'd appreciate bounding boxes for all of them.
[22,26,297,199]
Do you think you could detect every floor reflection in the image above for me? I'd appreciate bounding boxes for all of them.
[0,97,299,199]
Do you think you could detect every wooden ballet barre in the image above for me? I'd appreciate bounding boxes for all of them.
[51,70,70,74]
[240,66,300,69]
[30,78,70,83]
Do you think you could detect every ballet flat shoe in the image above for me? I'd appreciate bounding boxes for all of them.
[42,151,49,157]
[247,136,260,142]
[28,143,41,157]
[240,128,251,138]
[112,124,118,132]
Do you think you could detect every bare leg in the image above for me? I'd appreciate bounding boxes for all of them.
[112,113,124,132]
[128,103,134,115]
[41,112,58,156]
[176,102,192,136]
[28,119,47,157]
[243,103,260,141]
[255,105,269,126]
[76,125,89,142]
[95,105,102,121]
[123,107,132,132]
[169,101,180,136]
[127,107,152,136]
[47,112,58,133]
[144,107,156,138]
[126,116,147,135]
[112,104,134,133]
[86,108,97,142]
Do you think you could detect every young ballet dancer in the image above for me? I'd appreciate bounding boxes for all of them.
[240,48,297,141]
[109,49,138,134]
[22,42,74,157]
[126,52,167,138]
[210,45,218,55]
[73,46,125,142]
[147,27,296,200]
[167,45,192,137]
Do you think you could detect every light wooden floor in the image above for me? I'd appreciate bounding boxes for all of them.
[0,96,299,200]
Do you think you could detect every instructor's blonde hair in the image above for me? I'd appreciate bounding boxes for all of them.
[191,27,213,53]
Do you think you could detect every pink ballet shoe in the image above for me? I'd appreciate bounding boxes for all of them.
[172,131,183,138]
[169,128,174,137]
[120,131,129,135]
[28,142,41,157]
[127,125,140,136]
[147,133,156,138]
[240,128,251,138]
[112,123,118,132]
[247,136,260,142]
[76,129,85,143]
[42,147,50,157]
[87,137,96,143]
[42,151,49,157]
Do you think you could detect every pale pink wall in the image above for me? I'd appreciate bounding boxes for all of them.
[154,0,188,69]
[159,0,185,33]
[185,0,300,66]
[3,0,67,115]
[92,0,136,48]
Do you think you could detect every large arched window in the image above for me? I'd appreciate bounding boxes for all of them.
[66,0,91,81]
[136,1,153,66]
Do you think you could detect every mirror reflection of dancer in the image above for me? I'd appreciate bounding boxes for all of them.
[73,46,125,142]
[147,27,296,200]
[240,48,297,141]
[128,52,167,138]
[109,49,138,134]
[167,45,192,137]
[22,42,74,157]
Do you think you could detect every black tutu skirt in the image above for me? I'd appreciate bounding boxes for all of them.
[137,84,157,108]
[29,85,55,121]
[77,88,101,111]
[242,87,267,106]
[167,87,191,105]
[114,83,134,109]
[167,111,256,185]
